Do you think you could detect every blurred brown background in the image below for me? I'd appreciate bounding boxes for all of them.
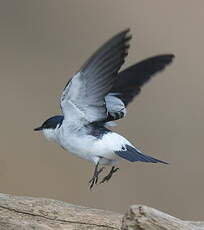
[0,0,204,220]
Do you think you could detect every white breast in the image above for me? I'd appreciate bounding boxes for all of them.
[43,124,133,165]
[43,128,58,142]
[56,125,98,162]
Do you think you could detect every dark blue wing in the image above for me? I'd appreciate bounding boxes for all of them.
[115,145,168,164]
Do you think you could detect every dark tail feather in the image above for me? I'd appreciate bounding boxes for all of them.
[115,145,168,164]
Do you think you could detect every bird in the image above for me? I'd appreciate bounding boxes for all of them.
[34,29,174,189]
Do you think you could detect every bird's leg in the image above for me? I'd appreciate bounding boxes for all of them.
[89,162,105,189]
[100,166,119,184]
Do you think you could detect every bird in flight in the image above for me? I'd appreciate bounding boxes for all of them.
[34,29,174,189]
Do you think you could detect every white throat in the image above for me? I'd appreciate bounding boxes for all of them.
[43,128,58,142]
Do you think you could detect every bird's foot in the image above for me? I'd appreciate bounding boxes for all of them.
[89,166,105,189]
[100,166,119,184]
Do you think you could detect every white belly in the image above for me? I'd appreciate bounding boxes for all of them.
[54,125,132,165]
[60,133,96,161]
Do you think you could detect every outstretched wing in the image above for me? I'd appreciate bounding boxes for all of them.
[104,54,175,122]
[60,29,131,123]
[111,54,175,106]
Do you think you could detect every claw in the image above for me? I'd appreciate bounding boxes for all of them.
[100,167,119,184]
[89,165,105,189]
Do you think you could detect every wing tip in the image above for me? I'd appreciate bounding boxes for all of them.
[121,28,130,34]
[154,53,175,64]
[152,158,169,165]
[116,28,132,42]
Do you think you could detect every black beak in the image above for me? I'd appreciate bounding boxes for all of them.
[34,126,43,131]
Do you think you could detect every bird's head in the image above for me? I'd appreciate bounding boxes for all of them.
[34,115,64,141]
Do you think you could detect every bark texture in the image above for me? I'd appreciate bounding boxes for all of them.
[0,193,122,230]
[122,205,204,230]
[0,193,203,230]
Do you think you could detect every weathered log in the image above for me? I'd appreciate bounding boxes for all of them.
[0,193,203,230]
[122,205,204,230]
[0,193,122,230]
